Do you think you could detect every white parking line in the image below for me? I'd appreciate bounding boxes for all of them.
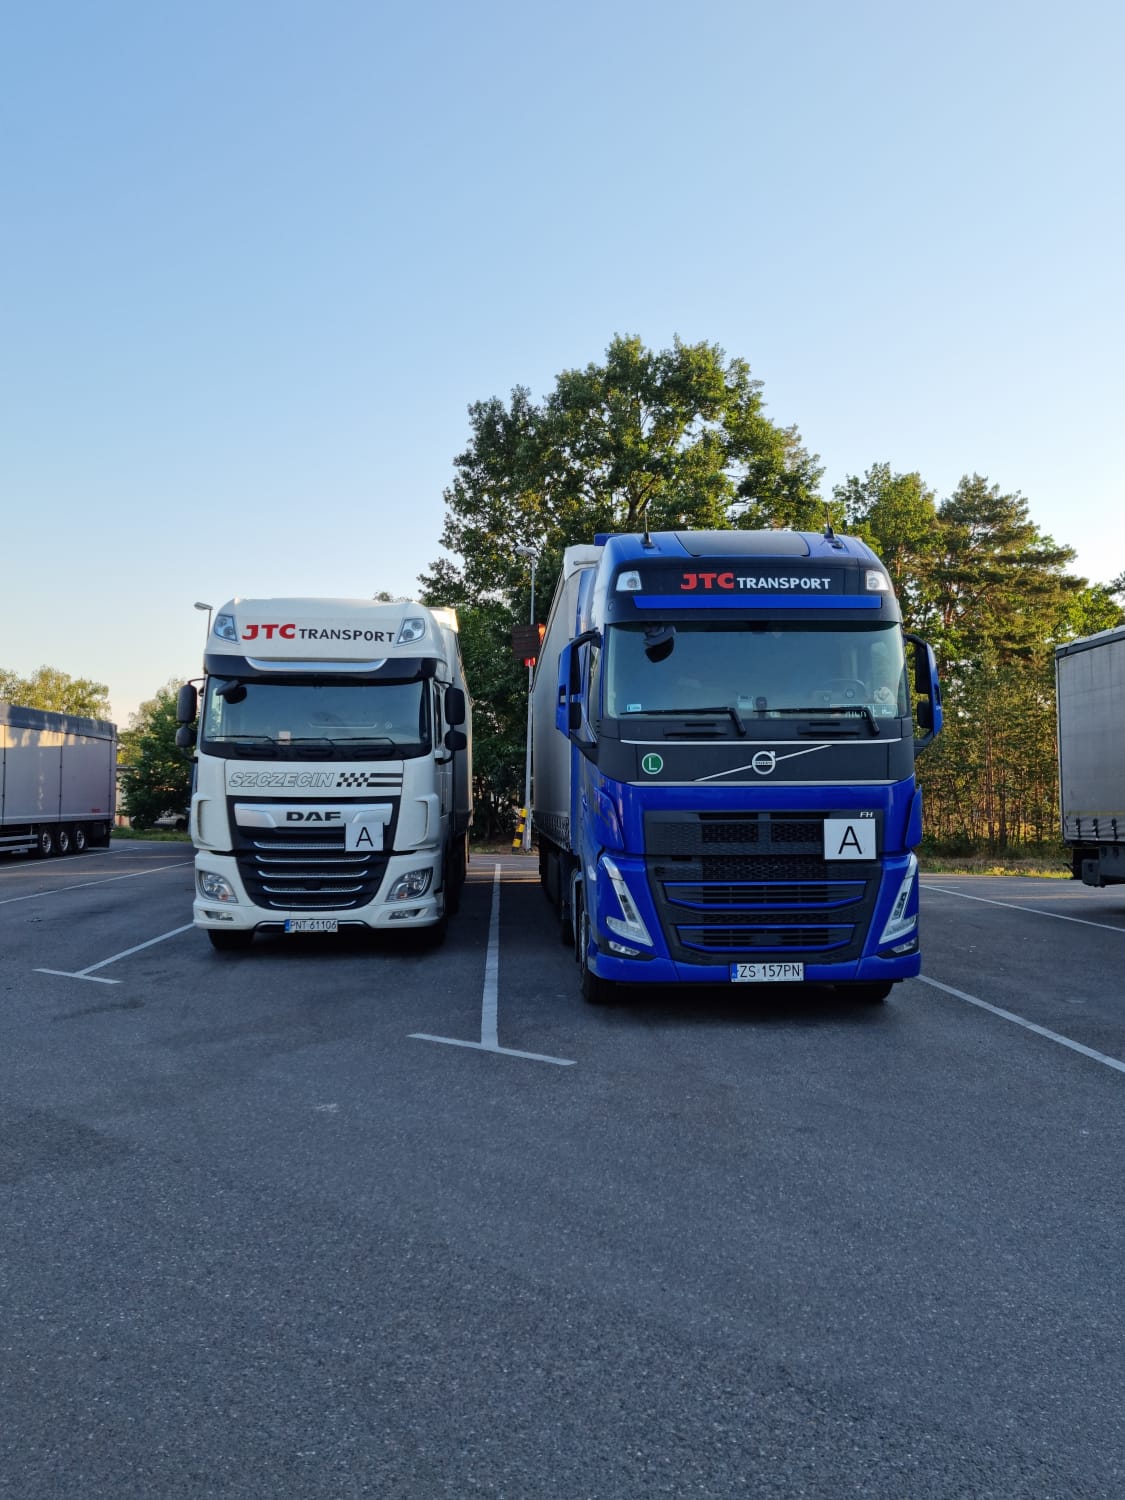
[36,924,196,984]
[0,861,193,908]
[918,975,1125,1076]
[411,863,576,1067]
[922,882,1125,934]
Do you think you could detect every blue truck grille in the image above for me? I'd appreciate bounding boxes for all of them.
[644,810,878,964]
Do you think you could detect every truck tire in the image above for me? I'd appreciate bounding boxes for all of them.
[34,828,55,859]
[208,930,254,952]
[845,981,893,1004]
[73,825,88,853]
[578,900,617,1006]
[56,826,72,856]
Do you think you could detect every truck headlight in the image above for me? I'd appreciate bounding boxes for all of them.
[879,854,918,944]
[198,871,238,902]
[388,868,432,900]
[601,856,653,946]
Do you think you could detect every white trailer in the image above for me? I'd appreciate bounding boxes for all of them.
[1056,623,1125,886]
[0,702,117,857]
[178,598,472,950]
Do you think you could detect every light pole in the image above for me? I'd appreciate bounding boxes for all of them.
[194,601,213,635]
[515,544,538,854]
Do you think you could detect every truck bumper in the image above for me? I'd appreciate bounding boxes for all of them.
[191,850,447,934]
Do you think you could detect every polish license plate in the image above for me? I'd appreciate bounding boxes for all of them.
[284,918,339,934]
[730,962,804,983]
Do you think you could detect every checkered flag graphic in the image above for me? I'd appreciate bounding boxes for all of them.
[335,772,386,788]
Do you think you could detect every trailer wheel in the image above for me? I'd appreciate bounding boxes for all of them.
[34,828,55,859]
[578,899,617,1006]
[208,930,254,952]
[73,825,88,853]
[56,826,72,856]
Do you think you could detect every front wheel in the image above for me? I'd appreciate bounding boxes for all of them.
[208,929,254,952]
[844,981,893,1004]
[578,900,617,1006]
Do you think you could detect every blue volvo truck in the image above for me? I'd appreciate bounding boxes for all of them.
[531,529,942,1003]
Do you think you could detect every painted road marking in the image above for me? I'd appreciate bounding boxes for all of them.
[36,924,195,985]
[0,861,193,908]
[923,882,1125,934]
[918,975,1125,1076]
[411,863,576,1067]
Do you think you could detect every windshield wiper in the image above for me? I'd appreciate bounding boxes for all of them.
[762,705,881,737]
[623,706,748,737]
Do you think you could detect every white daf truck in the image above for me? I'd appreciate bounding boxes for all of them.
[177,598,472,950]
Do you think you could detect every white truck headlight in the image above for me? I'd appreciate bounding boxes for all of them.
[388,868,432,901]
[198,871,238,902]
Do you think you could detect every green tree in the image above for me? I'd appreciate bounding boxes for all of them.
[421,334,823,610]
[0,664,111,717]
[118,682,193,830]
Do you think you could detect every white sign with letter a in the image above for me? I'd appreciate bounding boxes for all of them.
[823,817,877,860]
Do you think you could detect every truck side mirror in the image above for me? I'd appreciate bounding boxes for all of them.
[445,686,466,727]
[175,724,197,750]
[905,634,943,750]
[443,728,467,753]
[177,683,198,724]
[556,630,599,757]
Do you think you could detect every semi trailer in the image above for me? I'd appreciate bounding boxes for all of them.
[0,702,117,857]
[1055,622,1125,887]
[532,528,942,1003]
[177,598,472,950]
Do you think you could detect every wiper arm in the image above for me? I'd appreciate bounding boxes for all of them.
[623,706,748,737]
[762,705,881,737]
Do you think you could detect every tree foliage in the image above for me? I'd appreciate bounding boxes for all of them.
[0,664,111,718]
[118,682,193,829]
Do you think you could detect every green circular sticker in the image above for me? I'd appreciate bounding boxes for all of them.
[641,753,664,775]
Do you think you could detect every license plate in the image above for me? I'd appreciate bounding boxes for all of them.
[284,918,339,934]
[730,962,804,983]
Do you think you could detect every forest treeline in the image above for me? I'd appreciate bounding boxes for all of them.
[420,335,1123,852]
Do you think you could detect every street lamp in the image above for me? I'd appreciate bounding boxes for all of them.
[515,544,538,855]
[194,601,213,635]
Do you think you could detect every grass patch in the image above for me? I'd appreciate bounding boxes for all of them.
[111,828,192,843]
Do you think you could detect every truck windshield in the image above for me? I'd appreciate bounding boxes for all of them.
[200,679,430,759]
[603,622,908,720]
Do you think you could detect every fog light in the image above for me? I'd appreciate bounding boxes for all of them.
[389,908,422,920]
[199,871,237,902]
[388,869,432,901]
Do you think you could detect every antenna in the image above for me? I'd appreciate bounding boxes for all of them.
[823,506,835,541]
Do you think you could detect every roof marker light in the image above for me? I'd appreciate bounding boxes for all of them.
[397,617,427,644]
[865,571,890,592]
[214,613,238,641]
[616,570,643,592]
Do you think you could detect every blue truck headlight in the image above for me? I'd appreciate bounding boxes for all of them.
[601,857,653,946]
[879,854,918,944]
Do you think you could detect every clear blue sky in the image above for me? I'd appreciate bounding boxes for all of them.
[2,0,1121,725]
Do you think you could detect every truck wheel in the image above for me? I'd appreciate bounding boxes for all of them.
[846,982,893,1004]
[208,930,254,952]
[34,828,55,859]
[73,826,88,854]
[56,827,72,856]
[579,903,617,1006]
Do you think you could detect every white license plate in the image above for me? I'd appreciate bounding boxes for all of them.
[730,962,804,983]
[284,918,339,934]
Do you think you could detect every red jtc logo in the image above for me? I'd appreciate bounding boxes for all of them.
[680,572,735,591]
[242,623,296,640]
